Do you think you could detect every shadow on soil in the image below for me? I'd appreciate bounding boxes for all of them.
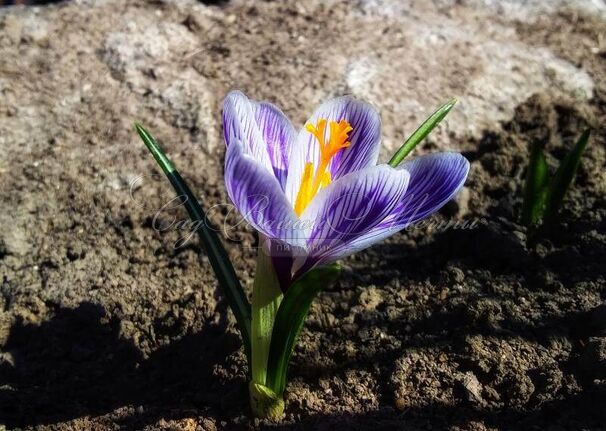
[2,294,604,430]
[269,389,606,430]
[0,302,247,428]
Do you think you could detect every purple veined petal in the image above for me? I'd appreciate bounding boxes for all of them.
[223,91,271,170]
[223,91,295,187]
[284,96,382,204]
[224,138,304,247]
[292,164,410,275]
[253,101,296,188]
[393,152,470,226]
[317,152,470,265]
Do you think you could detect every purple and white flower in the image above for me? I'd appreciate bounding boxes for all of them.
[223,91,469,288]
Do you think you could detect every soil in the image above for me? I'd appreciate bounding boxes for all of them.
[0,0,605,430]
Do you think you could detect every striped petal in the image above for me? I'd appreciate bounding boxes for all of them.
[224,139,302,246]
[294,164,409,273]
[393,152,470,226]
[324,153,470,261]
[285,96,381,204]
[253,101,296,187]
[223,91,295,187]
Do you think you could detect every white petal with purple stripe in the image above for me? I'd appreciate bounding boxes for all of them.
[224,139,303,246]
[294,164,410,272]
[284,96,382,205]
[323,153,470,262]
[223,91,295,188]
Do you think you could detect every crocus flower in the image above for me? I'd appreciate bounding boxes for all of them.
[223,91,469,288]
[136,91,470,420]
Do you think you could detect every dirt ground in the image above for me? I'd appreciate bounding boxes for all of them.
[0,0,605,430]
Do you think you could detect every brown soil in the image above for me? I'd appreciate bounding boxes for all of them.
[0,1,605,430]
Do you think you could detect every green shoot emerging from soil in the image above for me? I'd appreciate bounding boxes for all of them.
[522,129,591,243]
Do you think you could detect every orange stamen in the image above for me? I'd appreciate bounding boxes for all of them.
[294,118,352,216]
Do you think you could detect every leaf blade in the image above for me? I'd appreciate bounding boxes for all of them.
[135,124,252,359]
[265,265,341,396]
[544,129,591,221]
[388,98,457,167]
[521,141,549,227]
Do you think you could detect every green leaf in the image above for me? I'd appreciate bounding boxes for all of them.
[388,98,457,167]
[265,264,341,396]
[250,249,283,386]
[521,141,549,227]
[134,124,252,360]
[544,129,591,222]
[135,123,176,174]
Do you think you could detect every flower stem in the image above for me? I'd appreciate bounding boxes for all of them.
[250,241,284,418]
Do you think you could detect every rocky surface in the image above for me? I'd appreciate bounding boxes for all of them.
[0,0,605,430]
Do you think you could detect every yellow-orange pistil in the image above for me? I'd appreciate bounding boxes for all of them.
[294,119,353,216]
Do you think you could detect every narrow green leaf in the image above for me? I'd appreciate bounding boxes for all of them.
[135,124,176,174]
[388,98,457,167]
[543,129,591,222]
[521,141,549,227]
[266,265,341,396]
[134,124,252,359]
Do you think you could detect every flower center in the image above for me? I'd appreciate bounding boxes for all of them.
[294,118,353,216]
